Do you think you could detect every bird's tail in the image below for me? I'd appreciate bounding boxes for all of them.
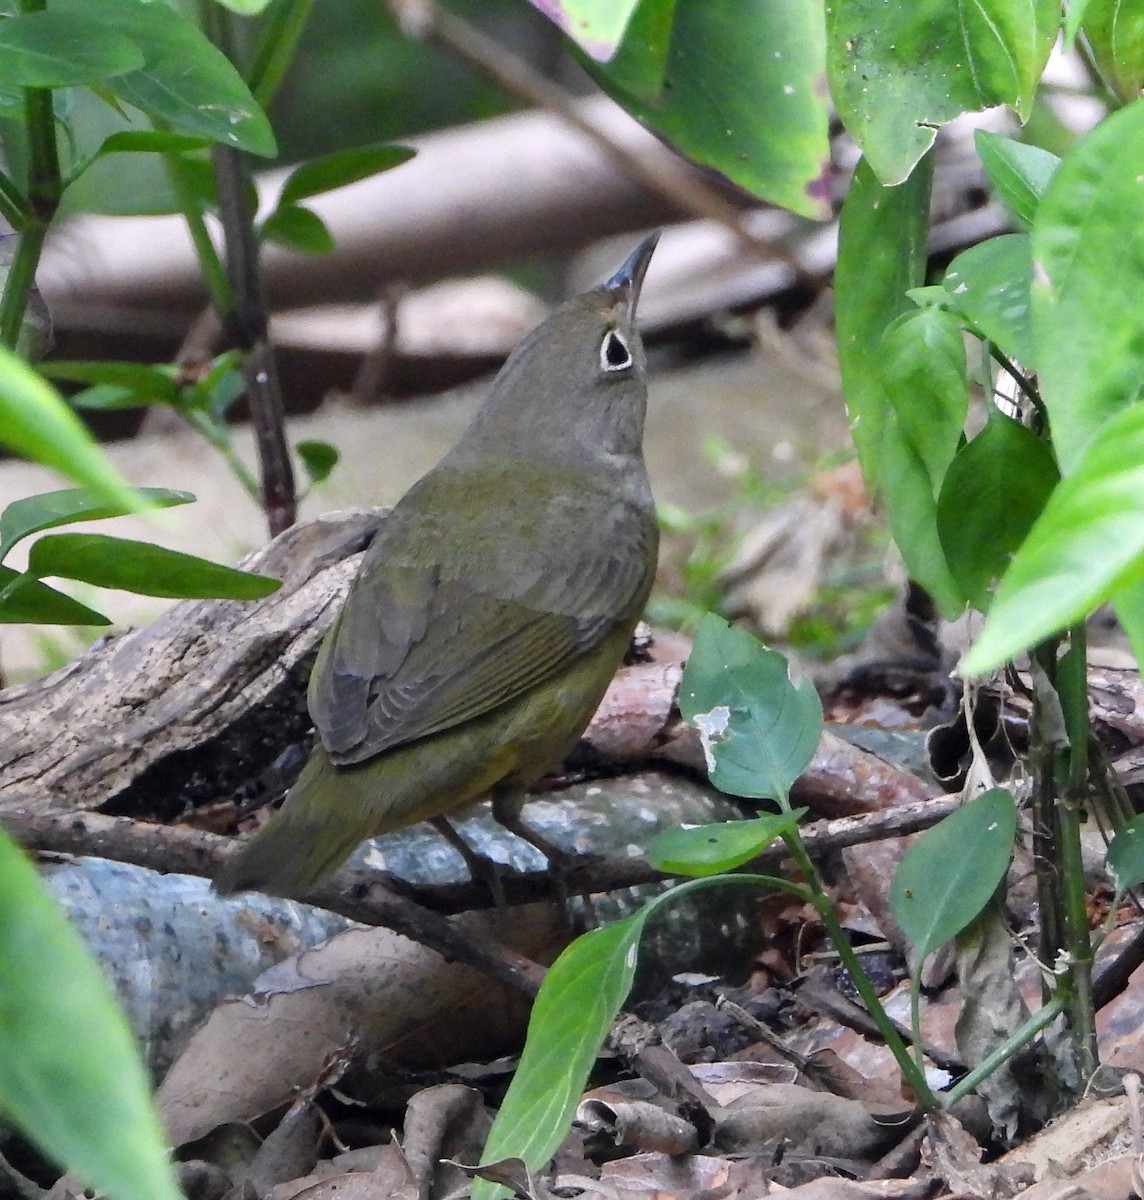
[213,747,370,900]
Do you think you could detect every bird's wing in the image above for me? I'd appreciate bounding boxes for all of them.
[309,477,655,765]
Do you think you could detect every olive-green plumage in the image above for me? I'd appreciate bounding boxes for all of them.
[214,236,660,899]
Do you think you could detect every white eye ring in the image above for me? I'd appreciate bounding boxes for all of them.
[600,328,633,373]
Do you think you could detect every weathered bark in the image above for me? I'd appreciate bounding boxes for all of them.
[0,508,383,815]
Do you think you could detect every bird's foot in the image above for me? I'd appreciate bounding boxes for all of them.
[429,816,509,908]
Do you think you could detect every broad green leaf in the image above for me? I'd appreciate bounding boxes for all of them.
[296,439,339,486]
[260,204,334,255]
[937,411,1059,612]
[647,809,806,877]
[828,0,1058,184]
[0,487,194,560]
[51,0,275,156]
[975,131,1059,230]
[880,307,968,492]
[27,533,281,601]
[1033,99,1144,474]
[1083,0,1144,102]
[527,0,643,60]
[96,130,210,156]
[0,828,180,1200]
[1108,813,1144,891]
[943,234,1034,365]
[40,359,180,403]
[836,154,934,490]
[0,566,109,625]
[1113,581,1144,675]
[961,403,1144,675]
[475,913,647,1199]
[278,145,415,205]
[590,0,676,99]
[0,347,139,513]
[891,787,1017,962]
[0,11,143,85]
[876,306,969,619]
[679,613,822,803]
[1064,0,1095,48]
[590,0,831,219]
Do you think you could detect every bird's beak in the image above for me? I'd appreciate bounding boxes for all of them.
[604,231,660,322]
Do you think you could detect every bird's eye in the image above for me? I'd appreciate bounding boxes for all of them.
[599,328,633,373]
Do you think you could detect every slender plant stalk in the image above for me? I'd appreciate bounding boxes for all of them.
[162,153,234,315]
[780,829,939,1108]
[198,0,297,535]
[0,35,59,350]
[249,0,316,109]
[0,168,29,232]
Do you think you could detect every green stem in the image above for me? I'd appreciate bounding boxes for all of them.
[249,0,315,109]
[182,409,261,501]
[163,153,233,315]
[942,997,1066,1108]
[0,168,29,232]
[781,831,939,1109]
[989,344,1047,424]
[1056,622,1099,1080]
[1,21,60,351]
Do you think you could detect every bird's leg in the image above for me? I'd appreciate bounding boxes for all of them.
[491,784,572,914]
[428,815,508,908]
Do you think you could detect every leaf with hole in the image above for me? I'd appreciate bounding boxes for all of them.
[679,613,822,803]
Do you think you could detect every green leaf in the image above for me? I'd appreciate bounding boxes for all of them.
[875,306,969,618]
[527,0,643,60]
[1108,813,1144,891]
[1032,99,1144,474]
[975,130,1059,230]
[589,0,831,219]
[937,411,1059,611]
[52,0,276,156]
[647,809,806,877]
[1064,0,1095,48]
[0,828,180,1200]
[278,144,416,205]
[827,0,1058,184]
[296,439,339,486]
[1083,0,1144,103]
[0,10,143,86]
[0,347,140,514]
[40,359,180,403]
[591,0,676,99]
[0,487,194,560]
[475,913,647,1199]
[961,403,1144,675]
[835,154,934,491]
[260,204,334,254]
[0,566,109,625]
[27,533,281,601]
[891,787,1017,963]
[68,384,157,411]
[96,130,210,156]
[942,234,1034,364]
[679,613,822,803]
[879,307,969,492]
